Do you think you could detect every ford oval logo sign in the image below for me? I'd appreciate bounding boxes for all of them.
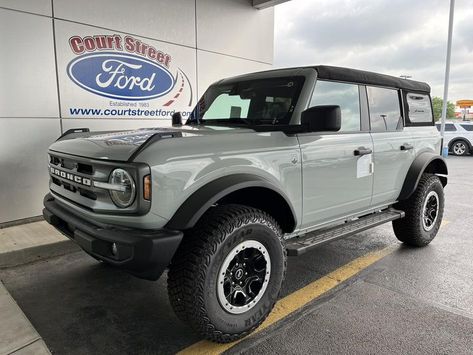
[67,52,175,101]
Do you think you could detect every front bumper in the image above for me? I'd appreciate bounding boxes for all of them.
[43,193,183,280]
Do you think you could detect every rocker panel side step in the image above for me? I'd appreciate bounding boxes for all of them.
[286,209,405,256]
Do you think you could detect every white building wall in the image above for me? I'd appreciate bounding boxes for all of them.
[0,0,274,224]
[197,0,274,64]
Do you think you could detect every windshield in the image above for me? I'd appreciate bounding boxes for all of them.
[187,76,305,126]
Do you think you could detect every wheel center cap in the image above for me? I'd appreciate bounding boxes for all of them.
[235,268,244,280]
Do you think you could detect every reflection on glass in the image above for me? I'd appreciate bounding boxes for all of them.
[188,77,305,126]
[367,86,402,132]
[310,80,360,132]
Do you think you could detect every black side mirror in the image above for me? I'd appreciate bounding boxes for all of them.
[172,112,182,126]
[301,105,341,132]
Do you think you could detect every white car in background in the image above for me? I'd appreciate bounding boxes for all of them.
[436,121,473,156]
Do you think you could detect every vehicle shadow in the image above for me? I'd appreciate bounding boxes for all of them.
[1,252,199,354]
[1,229,397,354]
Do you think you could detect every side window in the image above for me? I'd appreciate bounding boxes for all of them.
[445,124,457,131]
[435,123,457,132]
[460,124,473,132]
[367,86,402,131]
[310,80,360,132]
[406,93,433,124]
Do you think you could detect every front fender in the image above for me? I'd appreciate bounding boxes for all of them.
[166,173,297,231]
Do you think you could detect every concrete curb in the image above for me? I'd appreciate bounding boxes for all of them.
[0,221,79,269]
[0,239,79,269]
[0,281,51,355]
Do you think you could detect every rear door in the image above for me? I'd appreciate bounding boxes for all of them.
[367,86,415,206]
[298,80,374,229]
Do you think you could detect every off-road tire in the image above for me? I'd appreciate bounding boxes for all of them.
[450,139,469,156]
[167,204,286,343]
[393,174,444,247]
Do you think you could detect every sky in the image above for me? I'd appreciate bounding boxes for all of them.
[274,0,473,103]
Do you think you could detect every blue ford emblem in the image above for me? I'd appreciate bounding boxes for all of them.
[67,52,175,101]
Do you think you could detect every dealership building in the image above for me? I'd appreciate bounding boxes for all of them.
[0,0,284,224]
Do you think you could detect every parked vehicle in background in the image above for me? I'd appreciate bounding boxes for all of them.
[43,65,447,342]
[436,121,473,156]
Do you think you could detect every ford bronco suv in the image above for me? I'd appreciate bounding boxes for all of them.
[43,66,447,343]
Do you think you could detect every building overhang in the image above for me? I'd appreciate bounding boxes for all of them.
[252,0,290,9]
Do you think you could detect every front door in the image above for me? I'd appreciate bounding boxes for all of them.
[298,80,374,230]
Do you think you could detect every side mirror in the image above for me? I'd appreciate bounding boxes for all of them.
[172,111,182,126]
[301,105,341,132]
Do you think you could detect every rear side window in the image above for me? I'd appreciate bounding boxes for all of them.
[367,86,402,131]
[435,123,457,131]
[461,124,473,131]
[406,93,433,124]
[445,124,457,131]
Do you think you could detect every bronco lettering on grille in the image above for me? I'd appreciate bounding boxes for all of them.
[49,166,92,187]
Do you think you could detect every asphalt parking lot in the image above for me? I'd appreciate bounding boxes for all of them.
[1,156,473,354]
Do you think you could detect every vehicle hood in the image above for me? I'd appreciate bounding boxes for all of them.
[49,125,254,161]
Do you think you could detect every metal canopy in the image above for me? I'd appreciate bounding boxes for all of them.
[252,0,290,9]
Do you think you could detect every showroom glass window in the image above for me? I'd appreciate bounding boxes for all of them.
[367,86,402,131]
[310,80,361,131]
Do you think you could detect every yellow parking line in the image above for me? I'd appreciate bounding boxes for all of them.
[177,245,396,355]
[441,219,450,228]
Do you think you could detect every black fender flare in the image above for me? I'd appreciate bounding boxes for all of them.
[166,173,297,231]
[398,152,448,201]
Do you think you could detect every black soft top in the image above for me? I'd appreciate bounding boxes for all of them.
[313,65,430,93]
[217,65,430,94]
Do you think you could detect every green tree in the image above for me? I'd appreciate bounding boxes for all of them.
[432,96,456,121]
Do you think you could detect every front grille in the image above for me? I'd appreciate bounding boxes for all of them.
[78,163,93,175]
[79,188,97,200]
[47,151,150,215]
[50,156,61,166]
[51,177,98,201]
[51,176,61,186]
[49,155,93,175]
[49,155,95,200]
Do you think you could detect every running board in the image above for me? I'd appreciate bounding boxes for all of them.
[286,209,405,256]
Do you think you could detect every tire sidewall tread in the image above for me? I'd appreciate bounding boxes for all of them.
[167,204,286,343]
[393,174,444,247]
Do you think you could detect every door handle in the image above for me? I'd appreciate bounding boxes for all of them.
[400,143,414,151]
[354,147,372,156]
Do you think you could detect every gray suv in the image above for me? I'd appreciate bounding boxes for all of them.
[43,66,447,342]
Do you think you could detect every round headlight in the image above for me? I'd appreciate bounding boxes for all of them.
[109,169,136,208]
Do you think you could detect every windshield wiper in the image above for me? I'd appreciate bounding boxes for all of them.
[198,118,251,126]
